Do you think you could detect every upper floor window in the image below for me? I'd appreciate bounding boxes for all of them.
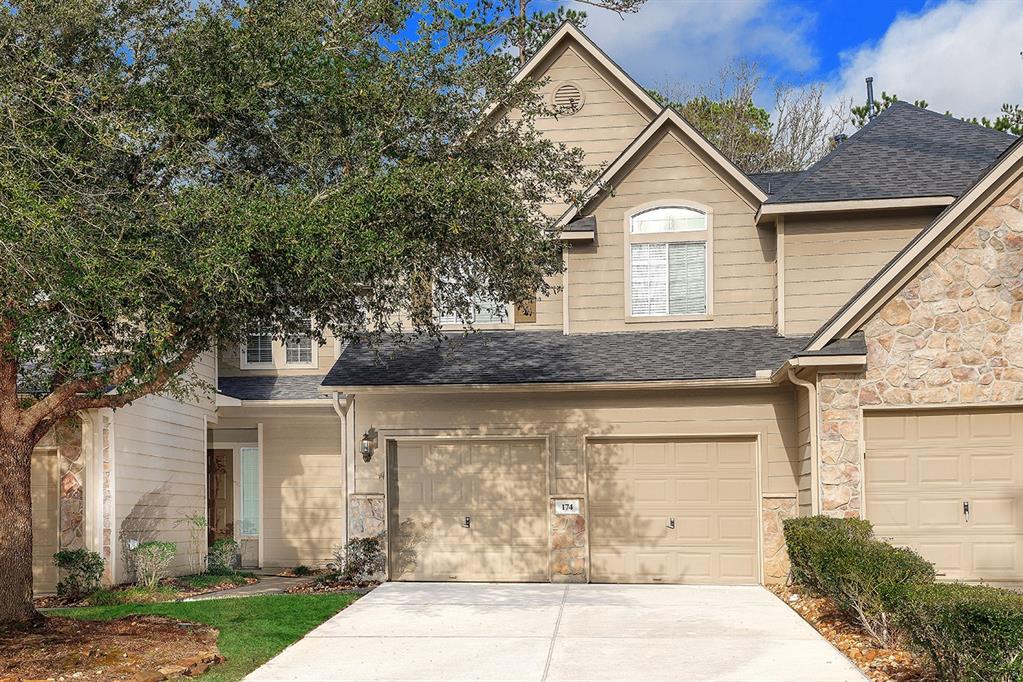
[627,206,710,318]
[244,322,273,365]
[437,294,507,326]
[285,316,314,366]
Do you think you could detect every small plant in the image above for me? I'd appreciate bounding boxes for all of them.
[292,565,312,577]
[898,582,1023,682]
[86,585,178,605]
[176,513,209,574]
[324,536,385,585]
[207,538,239,575]
[131,541,177,588]
[53,549,104,601]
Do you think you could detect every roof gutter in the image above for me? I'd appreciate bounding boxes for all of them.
[755,196,956,224]
[769,354,866,384]
[318,376,777,395]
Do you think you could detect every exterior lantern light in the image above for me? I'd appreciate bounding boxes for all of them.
[361,427,377,462]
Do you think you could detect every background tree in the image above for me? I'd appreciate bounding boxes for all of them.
[473,0,646,66]
[651,61,846,173]
[0,0,592,623]
[852,92,1023,135]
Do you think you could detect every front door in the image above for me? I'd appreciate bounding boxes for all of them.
[207,448,234,544]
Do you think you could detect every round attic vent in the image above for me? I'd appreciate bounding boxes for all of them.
[553,83,584,114]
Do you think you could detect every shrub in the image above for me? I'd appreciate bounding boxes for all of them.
[176,513,208,574]
[53,549,104,601]
[292,565,312,577]
[898,582,1023,682]
[207,538,239,575]
[131,541,177,588]
[783,515,934,646]
[324,536,385,585]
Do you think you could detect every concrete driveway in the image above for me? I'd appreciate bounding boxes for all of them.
[246,583,865,682]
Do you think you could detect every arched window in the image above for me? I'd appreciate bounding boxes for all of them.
[627,206,709,317]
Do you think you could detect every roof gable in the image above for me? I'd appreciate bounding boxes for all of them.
[768,102,1016,206]
[558,108,769,226]
[805,135,1023,352]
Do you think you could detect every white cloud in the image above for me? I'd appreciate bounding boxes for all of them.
[568,0,819,90]
[826,0,1023,121]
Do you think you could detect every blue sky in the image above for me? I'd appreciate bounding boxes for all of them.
[563,0,1023,121]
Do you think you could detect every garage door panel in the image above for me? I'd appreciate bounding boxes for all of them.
[866,408,1023,584]
[588,437,758,585]
[391,439,547,582]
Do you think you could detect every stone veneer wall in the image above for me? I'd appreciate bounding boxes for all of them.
[550,498,586,582]
[819,177,1023,517]
[762,495,797,583]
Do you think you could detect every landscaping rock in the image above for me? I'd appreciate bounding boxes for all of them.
[132,671,166,682]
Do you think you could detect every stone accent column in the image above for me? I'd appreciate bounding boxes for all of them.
[762,495,797,584]
[56,415,86,551]
[550,497,586,582]
[348,493,387,577]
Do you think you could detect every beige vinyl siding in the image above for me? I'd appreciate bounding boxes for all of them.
[533,45,652,171]
[783,210,936,335]
[795,387,812,516]
[215,410,345,569]
[532,272,564,331]
[350,387,798,501]
[568,130,773,332]
[112,352,216,582]
[31,446,60,593]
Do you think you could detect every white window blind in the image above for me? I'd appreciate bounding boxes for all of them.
[630,242,706,316]
[245,324,272,364]
[437,294,506,325]
[240,447,260,536]
[285,317,313,364]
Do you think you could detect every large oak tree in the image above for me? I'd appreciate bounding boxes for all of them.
[0,0,591,622]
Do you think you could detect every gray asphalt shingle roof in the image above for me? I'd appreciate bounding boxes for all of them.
[748,171,804,195]
[218,375,328,401]
[322,329,813,387]
[765,102,1016,204]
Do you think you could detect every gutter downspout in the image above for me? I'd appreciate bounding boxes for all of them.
[787,367,820,515]
[331,391,352,542]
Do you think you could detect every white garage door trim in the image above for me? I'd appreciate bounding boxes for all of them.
[583,433,763,585]
[385,434,552,582]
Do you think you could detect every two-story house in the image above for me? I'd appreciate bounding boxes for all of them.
[31,23,1023,592]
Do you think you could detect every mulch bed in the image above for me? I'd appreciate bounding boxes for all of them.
[33,575,259,609]
[0,615,222,681]
[769,585,933,682]
[285,578,377,595]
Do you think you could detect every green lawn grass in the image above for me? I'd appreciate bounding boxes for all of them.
[53,593,359,681]
[173,571,257,591]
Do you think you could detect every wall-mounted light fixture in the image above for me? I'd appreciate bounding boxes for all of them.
[360,427,378,462]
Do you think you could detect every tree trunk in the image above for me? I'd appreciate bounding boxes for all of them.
[0,434,41,623]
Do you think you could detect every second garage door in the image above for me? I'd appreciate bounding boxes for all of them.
[865,408,1023,583]
[588,437,759,584]
[389,438,548,582]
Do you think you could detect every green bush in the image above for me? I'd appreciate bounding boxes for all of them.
[53,549,104,601]
[323,536,385,585]
[783,515,934,646]
[292,565,312,577]
[898,582,1023,682]
[131,541,177,588]
[207,538,239,575]
[783,516,874,594]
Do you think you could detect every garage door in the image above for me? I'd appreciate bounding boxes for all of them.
[389,439,548,581]
[588,437,759,584]
[865,408,1023,583]
[32,447,59,594]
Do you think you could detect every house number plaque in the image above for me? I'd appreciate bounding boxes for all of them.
[554,499,580,515]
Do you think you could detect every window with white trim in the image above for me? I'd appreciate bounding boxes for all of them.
[244,322,273,365]
[239,446,260,536]
[628,206,709,317]
[284,316,314,365]
[436,290,508,326]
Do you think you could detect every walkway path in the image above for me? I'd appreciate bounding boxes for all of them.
[183,574,310,601]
